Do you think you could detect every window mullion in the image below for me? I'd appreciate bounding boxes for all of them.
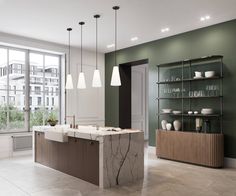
[25,50,30,132]
[6,49,9,129]
[43,55,46,125]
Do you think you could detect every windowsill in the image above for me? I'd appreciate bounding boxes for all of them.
[0,130,32,136]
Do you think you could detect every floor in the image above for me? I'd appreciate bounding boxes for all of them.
[0,149,236,196]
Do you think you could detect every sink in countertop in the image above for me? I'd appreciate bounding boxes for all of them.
[44,125,69,142]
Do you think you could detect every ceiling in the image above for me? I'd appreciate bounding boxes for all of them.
[0,0,236,53]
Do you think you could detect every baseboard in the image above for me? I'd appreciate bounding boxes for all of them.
[148,146,156,154]
[224,157,236,168]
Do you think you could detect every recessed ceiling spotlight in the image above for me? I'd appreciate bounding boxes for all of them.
[131,37,138,41]
[107,44,115,48]
[200,15,210,21]
[161,28,169,33]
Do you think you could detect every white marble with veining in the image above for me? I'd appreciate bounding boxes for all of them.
[32,125,144,188]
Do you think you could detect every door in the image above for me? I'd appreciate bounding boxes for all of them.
[131,64,148,140]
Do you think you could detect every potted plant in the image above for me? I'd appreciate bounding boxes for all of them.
[47,112,58,126]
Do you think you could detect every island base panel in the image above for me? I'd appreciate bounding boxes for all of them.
[35,131,99,185]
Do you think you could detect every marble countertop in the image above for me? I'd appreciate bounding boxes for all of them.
[33,125,141,141]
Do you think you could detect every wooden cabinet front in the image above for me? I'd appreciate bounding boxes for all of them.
[34,131,99,185]
[156,130,224,168]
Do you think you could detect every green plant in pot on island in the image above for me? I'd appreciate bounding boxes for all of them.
[47,112,58,126]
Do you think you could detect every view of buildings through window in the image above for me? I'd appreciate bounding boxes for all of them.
[0,46,61,132]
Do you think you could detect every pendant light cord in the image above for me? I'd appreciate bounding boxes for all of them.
[68,29,71,74]
[66,28,72,74]
[115,8,117,67]
[96,16,98,70]
[81,24,83,72]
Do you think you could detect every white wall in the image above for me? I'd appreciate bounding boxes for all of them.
[65,47,105,126]
[0,32,105,159]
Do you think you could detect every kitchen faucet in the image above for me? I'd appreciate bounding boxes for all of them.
[66,115,76,128]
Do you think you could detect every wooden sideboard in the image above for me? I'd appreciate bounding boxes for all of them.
[35,131,99,185]
[156,130,224,168]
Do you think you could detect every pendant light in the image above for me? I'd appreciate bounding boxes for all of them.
[92,14,102,88]
[110,6,121,86]
[65,28,74,89]
[77,22,86,89]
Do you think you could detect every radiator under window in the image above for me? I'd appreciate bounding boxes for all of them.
[12,135,32,152]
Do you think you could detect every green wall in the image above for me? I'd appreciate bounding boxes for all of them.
[105,19,236,158]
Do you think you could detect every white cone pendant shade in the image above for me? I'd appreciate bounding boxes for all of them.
[92,69,102,87]
[110,66,121,86]
[110,6,121,87]
[65,74,73,89]
[77,72,86,89]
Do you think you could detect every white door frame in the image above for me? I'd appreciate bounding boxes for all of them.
[131,64,149,140]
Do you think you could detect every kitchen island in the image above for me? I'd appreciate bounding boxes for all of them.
[33,125,144,188]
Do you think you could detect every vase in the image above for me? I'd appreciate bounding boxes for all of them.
[161,120,167,130]
[166,123,172,131]
[173,120,181,131]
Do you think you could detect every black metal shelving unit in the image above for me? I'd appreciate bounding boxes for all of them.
[156,55,223,133]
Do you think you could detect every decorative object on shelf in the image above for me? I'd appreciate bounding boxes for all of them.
[194,71,203,78]
[201,108,213,115]
[92,14,102,88]
[175,77,181,81]
[162,109,172,113]
[205,71,215,78]
[204,119,211,132]
[166,123,172,131]
[110,6,121,86]
[47,112,58,126]
[206,85,219,96]
[188,111,193,115]
[173,120,181,131]
[156,55,223,135]
[173,111,181,114]
[195,118,203,132]
[161,120,167,130]
[77,22,86,89]
[65,28,74,89]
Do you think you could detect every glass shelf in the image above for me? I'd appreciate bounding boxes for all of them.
[156,55,223,67]
[156,96,223,100]
[157,113,221,117]
[157,76,222,84]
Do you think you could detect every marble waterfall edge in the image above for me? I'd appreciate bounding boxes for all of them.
[102,132,144,188]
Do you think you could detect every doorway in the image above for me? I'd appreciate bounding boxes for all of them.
[131,64,149,140]
[119,59,149,140]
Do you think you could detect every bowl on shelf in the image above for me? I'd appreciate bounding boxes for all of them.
[201,108,213,115]
[194,71,202,78]
[205,71,215,78]
[162,109,172,113]
[173,111,181,115]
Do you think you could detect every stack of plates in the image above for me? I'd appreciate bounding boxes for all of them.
[173,111,181,114]
[201,108,213,115]
[162,109,172,113]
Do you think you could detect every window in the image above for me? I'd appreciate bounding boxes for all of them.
[35,86,41,95]
[30,52,60,126]
[37,97,42,106]
[29,96,32,105]
[0,46,61,133]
